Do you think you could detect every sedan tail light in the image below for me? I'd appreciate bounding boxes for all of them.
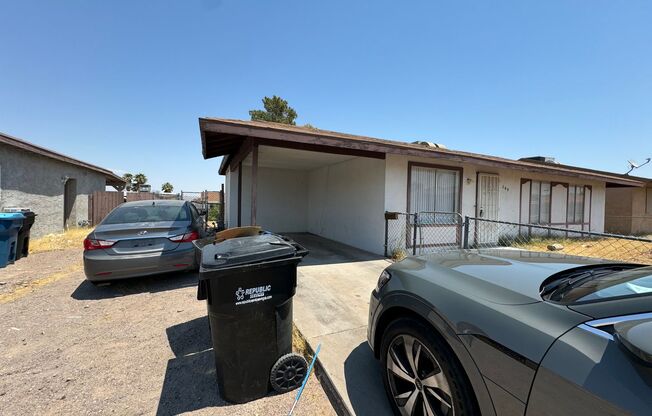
[84,238,116,251]
[169,230,200,243]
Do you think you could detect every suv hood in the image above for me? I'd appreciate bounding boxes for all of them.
[395,249,611,305]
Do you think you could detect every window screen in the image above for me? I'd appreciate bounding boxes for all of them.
[567,185,585,224]
[529,181,551,224]
[409,165,460,224]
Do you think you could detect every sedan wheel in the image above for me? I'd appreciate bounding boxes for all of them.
[386,334,454,416]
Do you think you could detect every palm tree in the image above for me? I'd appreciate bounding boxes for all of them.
[161,182,174,193]
[122,173,134,191]
[133,173,148,192]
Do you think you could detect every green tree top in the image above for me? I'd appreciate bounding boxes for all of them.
[249,95,298,125]
[122,173,134,191]
[161,182,174,193]
[132,173,148,192]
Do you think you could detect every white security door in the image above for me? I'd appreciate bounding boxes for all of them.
[476,173,500,244]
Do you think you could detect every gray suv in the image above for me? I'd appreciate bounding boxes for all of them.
[367,249,652,416]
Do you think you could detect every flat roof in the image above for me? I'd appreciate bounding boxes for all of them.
[0,131,124,185]
[199,117,648,187]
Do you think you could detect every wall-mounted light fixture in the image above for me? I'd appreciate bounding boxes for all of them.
[465,177,473,185]
[61,175,70,184]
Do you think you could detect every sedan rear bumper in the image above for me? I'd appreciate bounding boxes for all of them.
[84,244,196,281]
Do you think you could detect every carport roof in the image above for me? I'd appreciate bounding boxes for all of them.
[0,131,125,186]
[199,117,647,187]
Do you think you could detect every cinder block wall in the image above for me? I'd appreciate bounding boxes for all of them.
[0,144,106,237]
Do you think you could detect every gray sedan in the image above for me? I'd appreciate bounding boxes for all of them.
[368,249,652,416]
[83,200,206,282]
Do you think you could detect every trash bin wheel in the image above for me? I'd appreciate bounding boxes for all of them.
[270,353,308,393]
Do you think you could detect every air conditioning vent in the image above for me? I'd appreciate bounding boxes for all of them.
[412,141,447,149]
[519,156,559,164]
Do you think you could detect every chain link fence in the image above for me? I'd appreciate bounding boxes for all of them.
[385,212,652,265]
[464,217,652,265]
[179,190,225,232]
[384,212,463,260]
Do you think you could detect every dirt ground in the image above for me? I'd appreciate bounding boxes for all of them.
[516,237,652,265]
[0,248,335,416]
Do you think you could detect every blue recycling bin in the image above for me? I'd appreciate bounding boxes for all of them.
[0,212,25,268]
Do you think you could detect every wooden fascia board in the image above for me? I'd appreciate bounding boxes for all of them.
[203,121,645,186]
[228,137,255,173]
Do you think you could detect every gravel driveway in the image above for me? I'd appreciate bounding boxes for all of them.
[0,248,334,416]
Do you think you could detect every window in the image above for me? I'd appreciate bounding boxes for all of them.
[529,181,551,224]
[189,203,199,220]
[103,204,190,224]
[567,185,585,224]
[409,165,460,224]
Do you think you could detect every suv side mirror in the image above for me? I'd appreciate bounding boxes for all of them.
[614,320,652,365]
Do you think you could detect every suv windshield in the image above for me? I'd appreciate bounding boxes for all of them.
[103,204,189,224]
[544,265,652,304]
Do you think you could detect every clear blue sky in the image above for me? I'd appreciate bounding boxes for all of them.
[1,1,651,192]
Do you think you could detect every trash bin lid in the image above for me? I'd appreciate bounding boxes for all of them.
[0,212,25,220]
[2,207,30,212]
[200,234,298,269]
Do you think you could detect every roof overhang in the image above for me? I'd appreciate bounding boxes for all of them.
[199,118,648,187]
[1,132,125,186]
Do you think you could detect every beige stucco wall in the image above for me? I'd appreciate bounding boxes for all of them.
[384,153,606,232]
[222,151,613,255]
[0,144,107,237]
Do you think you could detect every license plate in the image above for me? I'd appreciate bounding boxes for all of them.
[132,238,156,248]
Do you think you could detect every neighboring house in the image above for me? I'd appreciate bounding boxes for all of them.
[605,180,652,235]
[201,189,224,208]
[0,132,124,237]
[198,118,648,255]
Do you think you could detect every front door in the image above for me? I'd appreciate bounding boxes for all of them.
[64,178,77,229]
[475,173,499,245]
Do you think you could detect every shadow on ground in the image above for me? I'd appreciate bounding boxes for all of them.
[344,342,393,416]
[70,271,199,300]
[157,316,289,415]
[286,233,386,266]
[157,315,227,415]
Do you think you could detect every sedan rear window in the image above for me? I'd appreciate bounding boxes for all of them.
[103,204,189,224]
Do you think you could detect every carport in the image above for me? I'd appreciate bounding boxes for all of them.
[200,118,389,254]
[200,118,399,413]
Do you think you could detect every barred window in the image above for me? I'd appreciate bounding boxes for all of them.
[529,181,551,224]
[567,185,585,224]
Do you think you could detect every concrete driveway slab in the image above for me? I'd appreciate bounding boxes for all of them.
[290,234,394,416]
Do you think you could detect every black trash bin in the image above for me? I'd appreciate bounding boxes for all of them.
[196,233,308,403]
[13,210,36,261]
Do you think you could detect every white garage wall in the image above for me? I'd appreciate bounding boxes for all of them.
[239,166,308,232]
[307,157,386,254]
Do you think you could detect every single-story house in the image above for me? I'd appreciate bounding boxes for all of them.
[605,179,652,235]
[198,118,648,255]
[0,132,124,237]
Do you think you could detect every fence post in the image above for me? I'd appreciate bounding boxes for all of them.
[412,213,418,256]
[384,215,389,258]
[463,216,470,249]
